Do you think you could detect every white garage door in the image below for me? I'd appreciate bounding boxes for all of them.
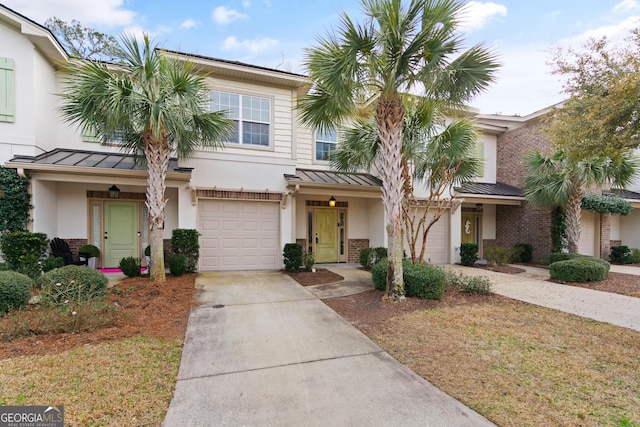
[578,210,597,256]
[199,200,280,271]
[403,209,449,264]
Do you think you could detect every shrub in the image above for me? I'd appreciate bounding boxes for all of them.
[550,257,609,282]
[511,243,533,263]
[0,231,48,278]
[460,243,478,266]
[371,258,388,290]
[0,271,33,314]
[38,265,108,305]
[462,276,493,295]
[42,257,64,273]
[547,252,583,264]
[359,247,388,269]
[403,264,446,300]
[302,251,315,272]
[0,262,9,271]
[119,257,141,278]
[631,248,640,264]
[485,246,511,265]
[169,254,187,277]
[171,229,200,273]
[79,244,100,258]
[610,246,633,264]
[283,243,303,272]
[144,245,151,257]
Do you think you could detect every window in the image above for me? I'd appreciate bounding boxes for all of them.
[475,140,485,177]
[210,91,271,147]
[315,127,338,161]
[82,126,125,144]
[0,57,15,123]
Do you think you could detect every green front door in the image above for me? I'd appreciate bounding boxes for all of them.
[104,201,138,268]
[316,208,338,263]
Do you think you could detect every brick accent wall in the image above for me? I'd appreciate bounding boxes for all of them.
[493,204,552,261]
[348,239,369,263]
[600,214,611,261]
[611,240,622,247]
[496,119,553,188]
[296,239,307,253]
[65,238,88,259]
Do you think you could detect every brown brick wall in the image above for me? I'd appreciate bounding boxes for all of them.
[492,204,552,261]
[295,239,307,253]
[496,119,553,188]
[348,239,369,263]
[611,240,622,247]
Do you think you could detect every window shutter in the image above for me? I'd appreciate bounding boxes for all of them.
[0,57,15,123]
[475,140,485,177]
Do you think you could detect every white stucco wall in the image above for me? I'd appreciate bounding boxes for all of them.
[367,198,385,247]
[482,204,496,240]
[474,133,497,184]
[31,179,58,237]
[450,206,462,263]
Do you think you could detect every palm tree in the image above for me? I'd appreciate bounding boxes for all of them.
[524,149,639,253]
[59,35,233,282]
[332,97,480,264]
[299,0,498,300]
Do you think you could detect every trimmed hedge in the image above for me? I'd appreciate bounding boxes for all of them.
[283,243,303,272]
[550,257,609,282]
[169,254,187,277]
[372,259,445,300]
[610,246,633,264]
[0,271,34,314]
[547,252,583,264]
[119,257,141,278]
[485,246,510,265]
[460,243,478,266]
[38,265,108,304]
[171,229,200,273]
[512,243,533,263]
[359,247,388,269]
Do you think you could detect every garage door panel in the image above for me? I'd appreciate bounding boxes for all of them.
[199,200,280,271]
[403,209,449,264]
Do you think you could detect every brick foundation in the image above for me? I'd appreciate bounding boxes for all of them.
[348,239,369,263]
[610,240,622,247]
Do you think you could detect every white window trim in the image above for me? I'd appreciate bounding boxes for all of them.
[313,126,339,163]
[210,90,273,149]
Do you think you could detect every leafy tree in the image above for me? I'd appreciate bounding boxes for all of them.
[299,0,498,300]
[332,97,480,265]
[548,30,640,160]
[524,149,639,253]
[45,17,122,62]
[58,35,233,282]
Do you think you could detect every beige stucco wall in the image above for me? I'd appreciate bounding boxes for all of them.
[620,210,640,248]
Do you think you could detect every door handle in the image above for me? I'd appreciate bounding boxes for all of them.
[104,231,108,240]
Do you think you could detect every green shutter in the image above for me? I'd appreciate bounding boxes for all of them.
[81,125,101,143]
[0,57,15,123]
[475,140,485,177]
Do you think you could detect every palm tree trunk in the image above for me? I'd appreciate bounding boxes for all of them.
[376,95,405,300]
[144,132,171,282]
[566,192,582,254]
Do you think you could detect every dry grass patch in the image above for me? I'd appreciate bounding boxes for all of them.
[0,337,181,426]
[371,303,640,426]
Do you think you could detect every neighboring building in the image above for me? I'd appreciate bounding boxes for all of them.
[3,4,638,271]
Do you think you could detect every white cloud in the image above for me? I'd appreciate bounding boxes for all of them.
[121,25,154,41]
[180,18,199,29]
[2,0,135,26]
[458,1,507,33]
[568,16,640,44]
[613,0,640,13]
[222,36,279,54]
[212,6,248,25]
[242,0,251,8]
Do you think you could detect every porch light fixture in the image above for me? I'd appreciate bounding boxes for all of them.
[328,196,337,207]
[108,185,121,199]
[476,203,483,213]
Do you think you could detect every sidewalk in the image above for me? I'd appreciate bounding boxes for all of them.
[163,270,494,427]
[445,264,640,332]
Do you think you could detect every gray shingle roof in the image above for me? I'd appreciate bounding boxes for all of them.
[284,169,382,187]
[455,182,523,197]
[604,189,640,200]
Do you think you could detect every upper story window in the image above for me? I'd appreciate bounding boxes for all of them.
[0,57,15,123]
[315,127,338,161]
[210,91,271,147]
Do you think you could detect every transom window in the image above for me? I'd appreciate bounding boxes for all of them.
[210,91,271,147]
[315,127,338,161]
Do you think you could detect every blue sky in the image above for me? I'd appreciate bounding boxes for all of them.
[4,0,640,115]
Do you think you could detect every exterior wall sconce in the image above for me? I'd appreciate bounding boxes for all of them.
[476,203,483,213]
[109,185,121,199]
[329,196,336,207]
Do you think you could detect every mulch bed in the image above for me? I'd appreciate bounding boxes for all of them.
[551,271,640,297]
[474,264,526,274]
[283,268,344,286]
[0,274,196,359]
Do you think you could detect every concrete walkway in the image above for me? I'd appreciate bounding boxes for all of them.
[163,270,494,427]
[445,264,640,332]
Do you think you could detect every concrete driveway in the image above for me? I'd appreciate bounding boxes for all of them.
[163,270,494,427]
